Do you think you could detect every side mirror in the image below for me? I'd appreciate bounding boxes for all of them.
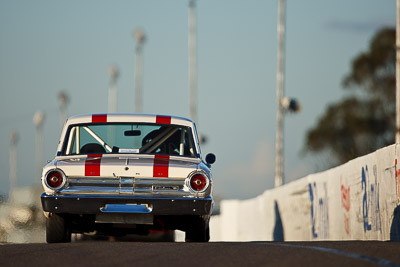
[205,153,216,165]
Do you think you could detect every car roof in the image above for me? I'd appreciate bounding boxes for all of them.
[65,113,194,127]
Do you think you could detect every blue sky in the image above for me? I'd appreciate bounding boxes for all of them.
[0,0,396,199]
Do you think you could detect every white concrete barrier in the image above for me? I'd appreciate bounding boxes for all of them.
[211,144,400,241]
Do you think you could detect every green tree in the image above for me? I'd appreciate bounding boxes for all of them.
[305,27,396,166]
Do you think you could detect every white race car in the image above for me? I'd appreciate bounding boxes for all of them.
[40,114,215,242]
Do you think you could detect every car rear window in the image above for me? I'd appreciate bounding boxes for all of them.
[62,123,197,157]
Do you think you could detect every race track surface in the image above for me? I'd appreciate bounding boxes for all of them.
[1,241,400,267]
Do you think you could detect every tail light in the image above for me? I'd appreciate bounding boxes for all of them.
[45,170,66,190]
[189,173,209,192]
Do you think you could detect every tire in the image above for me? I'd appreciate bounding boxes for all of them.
[46,213,71,243]
[185,217,210,242]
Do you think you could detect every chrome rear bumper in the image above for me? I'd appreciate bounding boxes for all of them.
[53,176,210,197]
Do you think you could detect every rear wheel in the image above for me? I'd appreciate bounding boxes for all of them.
[185,217,210,242]
[46,213,71,243]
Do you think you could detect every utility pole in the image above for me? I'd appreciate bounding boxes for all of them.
[189,0,198,123]
[108,65,119,113]
[275,0,286,187]
[9,130,18,198]
[33,110,45,181]
[58,91,69,132]
[396,0,400,143]
[133,29,146,113]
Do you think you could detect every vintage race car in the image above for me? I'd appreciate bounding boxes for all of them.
[40,113,215,243]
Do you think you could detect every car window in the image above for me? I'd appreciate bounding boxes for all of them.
[63,123,196,157]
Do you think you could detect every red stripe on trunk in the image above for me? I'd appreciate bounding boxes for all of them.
[85,154,102,176]
[156,115,171,124]
[92,114,107,123]
[153,155,169,177]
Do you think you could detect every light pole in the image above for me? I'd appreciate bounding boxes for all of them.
[274,0,301,187]
[133,29,146,113]
[275,0,286,188]
[189,0,198,123]
[33,110,45,181]
[396,0,400,143]
[58,90,69,132]
[108,65,119,113]
[9,130,18,198]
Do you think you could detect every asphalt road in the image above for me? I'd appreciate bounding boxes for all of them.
[1,241,400,267]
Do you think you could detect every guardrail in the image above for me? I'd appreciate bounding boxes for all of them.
[210,144,400,241]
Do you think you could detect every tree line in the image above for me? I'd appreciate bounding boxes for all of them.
[305,27,396,168]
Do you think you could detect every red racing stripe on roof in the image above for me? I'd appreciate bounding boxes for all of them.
[153,155,169,178]
[156,115,171,124]
[85,154,102,176]
[92,114,107,123]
